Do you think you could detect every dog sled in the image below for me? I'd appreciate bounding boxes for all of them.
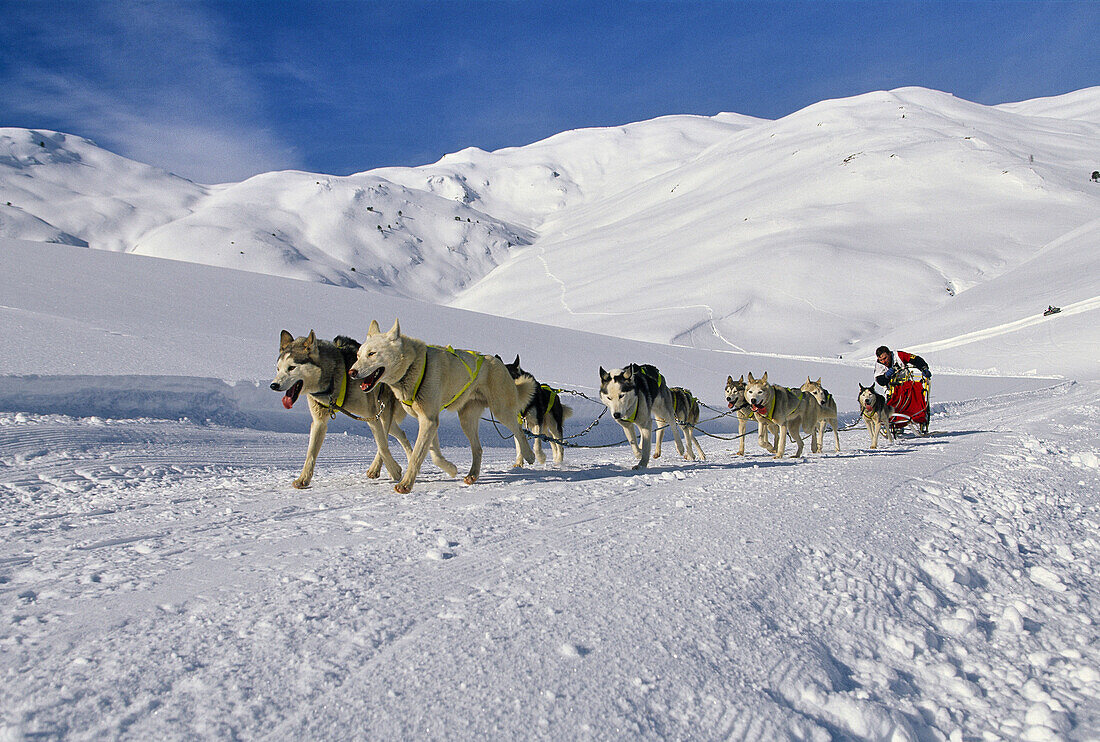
[885,367,931,436]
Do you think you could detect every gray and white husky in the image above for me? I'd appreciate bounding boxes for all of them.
[725,374,780,456]
[800,377,840,453]
[599,364,688,469]
[503,355,573,465]
[857,383,895,449]
[743,372,821,458]
[667,386,706,460]
[348,319,537,493]
[270,327,456,489]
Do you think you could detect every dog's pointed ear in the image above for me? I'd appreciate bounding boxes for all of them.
[304,330,316,351]
[806,376,812,384]
[367,319,381,336]
[280,330,293,351]
[747,372,756,383]
[737,374,744,384]
[761,371,768,384]
[622,366,633,380]
[727,375,734,386]
[816,377,822,385]
[512,354,520,367]
[599,366,610,382]
[387,318,401,338]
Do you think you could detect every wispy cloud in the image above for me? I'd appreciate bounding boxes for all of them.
[0,1,302,183]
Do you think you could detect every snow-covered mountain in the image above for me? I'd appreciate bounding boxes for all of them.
[453,87,1100,360]
[2,87,1097,368]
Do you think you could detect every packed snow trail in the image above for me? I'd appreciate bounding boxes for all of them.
[907,295,1100,355]
[1,382,1098,740]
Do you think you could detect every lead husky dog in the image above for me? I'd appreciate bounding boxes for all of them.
[725,375,781,456]
[666,386,706,460]
[348,319,537,493]
[270,327,456,489]
[599,364,688,469]
[502,355,573,465]
[800,377,841,453]
[857,383,895,449]
[743,372,821,458]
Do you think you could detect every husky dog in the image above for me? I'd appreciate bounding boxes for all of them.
[348,319,537,493]
[502,355,573,465]
[270,327,456,489]
[599,364,688,469]
[666,386,706,460]
[800,377,841,453]
[725,375,782,456]
[743,372,820,458]
[858,383,895,449]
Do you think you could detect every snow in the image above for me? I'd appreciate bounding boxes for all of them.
[5,87,1098,375]
[1,86,1099,740]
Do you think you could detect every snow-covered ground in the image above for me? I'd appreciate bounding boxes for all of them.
[3,385,1098,740]
[1,85,1098,740]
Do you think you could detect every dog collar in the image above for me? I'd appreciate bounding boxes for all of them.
[310,371,349,419]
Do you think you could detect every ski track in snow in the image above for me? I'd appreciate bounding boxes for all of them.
[533,244,748,353]
[1,383,1098,740]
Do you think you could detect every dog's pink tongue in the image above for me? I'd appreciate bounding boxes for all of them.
[282,394,295,409]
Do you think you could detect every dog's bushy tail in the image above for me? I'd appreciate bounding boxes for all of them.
[513,375,537,412]
[560,404,574,420]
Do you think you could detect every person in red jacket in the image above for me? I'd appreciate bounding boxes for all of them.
[874,346,931,390]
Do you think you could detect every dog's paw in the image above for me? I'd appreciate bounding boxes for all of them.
[463,474,479,485]
[394,483,412,494]
[365,467,382,479]
[441,463,458,478]
[292,477,311,489]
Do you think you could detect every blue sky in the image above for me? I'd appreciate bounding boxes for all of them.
[2,1,1097,184]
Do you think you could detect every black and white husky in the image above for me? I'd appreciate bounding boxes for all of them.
[599,364,688,469]
[502,355,573,465]
[858,383,895,449]
[667,386,706,461]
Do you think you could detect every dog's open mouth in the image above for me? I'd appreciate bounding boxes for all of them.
[358,366,385,393]
[282,380,303,409]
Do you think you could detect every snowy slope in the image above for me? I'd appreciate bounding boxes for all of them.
[452,88,1100,366]
[0,236,1097,739]
[996,85,1100,124]
[372,112,765,227]
[0,129,203,250]
[4,87,1097,365]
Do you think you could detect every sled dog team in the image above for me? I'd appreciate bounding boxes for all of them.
[270,321,889,492]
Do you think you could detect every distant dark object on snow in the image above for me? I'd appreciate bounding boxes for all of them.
[1092,170,1100,182]
[1044,305,1062,317]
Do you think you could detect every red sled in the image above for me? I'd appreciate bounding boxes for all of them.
[886,369,931,436]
